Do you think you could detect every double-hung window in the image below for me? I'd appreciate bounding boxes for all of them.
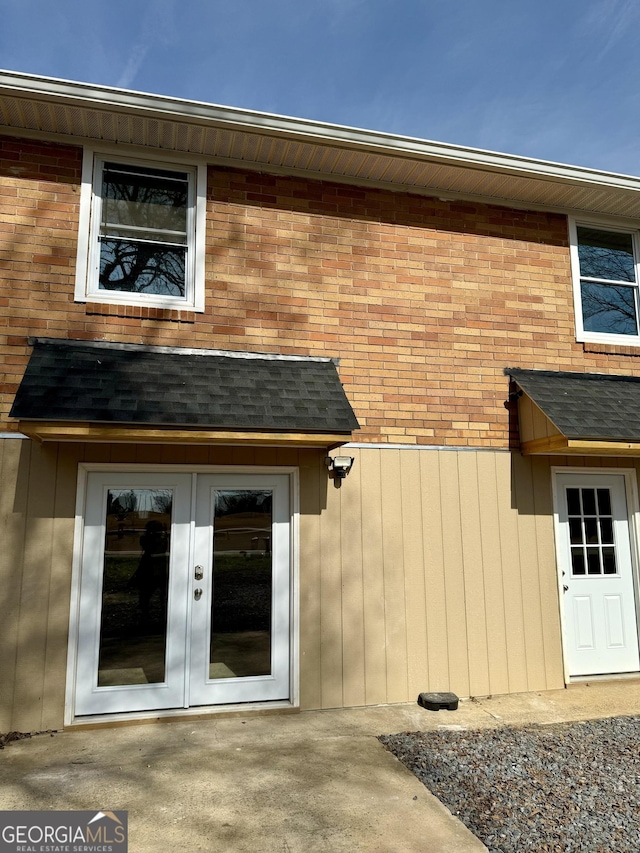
[571,221,640,343]
[76,150,205,311]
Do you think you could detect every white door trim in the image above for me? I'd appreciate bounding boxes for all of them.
[65,463,300,725]
[551,466,640,683]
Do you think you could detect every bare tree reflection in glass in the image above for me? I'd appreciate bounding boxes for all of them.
[99,163,188,296]
[577,227,639,335]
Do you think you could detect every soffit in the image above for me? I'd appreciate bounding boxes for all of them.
[2,72,640,218]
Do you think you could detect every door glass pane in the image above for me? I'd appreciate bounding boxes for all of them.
[600,517,614,545]
[566,488,581,516]
[587,548,601,575]
[597,489,612,516]
[584,517,599,544]
[602,547,617,575]
[581,489,597,516]
[98,489,172,686]
[571,550,586,575]
[210,490,273,679]
[567,486,619,579]
[569,518,583,545]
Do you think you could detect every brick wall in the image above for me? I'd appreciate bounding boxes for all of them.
[3,135,640,445]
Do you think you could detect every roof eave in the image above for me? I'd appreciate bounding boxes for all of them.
[2,69,640,194]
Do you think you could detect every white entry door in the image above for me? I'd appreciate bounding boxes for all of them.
[556,472,640,677]
[74,471,291,716]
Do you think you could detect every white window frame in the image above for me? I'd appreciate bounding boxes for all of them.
[570,217,640,345]
[75,147,206,312]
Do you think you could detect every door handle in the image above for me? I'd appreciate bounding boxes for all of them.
[194,588,203,601]
[563,585,569,592]
[194,566,203,580]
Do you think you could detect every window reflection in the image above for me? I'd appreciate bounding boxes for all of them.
[577,227,639,336]
[209,490,273,680]
[99,162,188,296]
[98,489,172,687]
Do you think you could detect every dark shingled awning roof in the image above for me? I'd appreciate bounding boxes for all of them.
[507,367,640,455]
[11,338,359,444]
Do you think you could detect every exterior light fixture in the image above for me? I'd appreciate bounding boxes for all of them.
[324,455,354,479]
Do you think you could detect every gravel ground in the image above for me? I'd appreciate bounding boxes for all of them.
[379,715,640,853]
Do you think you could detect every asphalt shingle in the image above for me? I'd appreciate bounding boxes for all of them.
[11,339,359,434]
[507,367,640,442]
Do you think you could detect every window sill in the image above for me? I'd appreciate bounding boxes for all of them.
[84,302,196,324]
[582,341,640,357]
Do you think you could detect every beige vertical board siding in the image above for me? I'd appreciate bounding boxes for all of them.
[319,460,344,708]
[87,443,112,463]
[253,447,279,467]
[380,449,409,703]
[134,443,159,464]
[458,452,491,696]
[298,450,323,709]
[359,448,388,706]
[419,449,449,691]
[183,445,211,466]
[476,452,510,696]
[512,452,547,690]
[400,450,429,700]
[531,458,564,688]
[0,439,30,730]
[229,445,253,465]
[438,451,470,697]
[276,447,300,467]
[161,443,186,464]
[12,442,59,731]
[110,444,137,464]
[1,442,609,729]
[492,451,529,693]
[340,454,366,708]
[41,445,82,729]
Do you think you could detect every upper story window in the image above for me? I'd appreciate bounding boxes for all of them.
[571,221,640,343]
[75,149,206,311]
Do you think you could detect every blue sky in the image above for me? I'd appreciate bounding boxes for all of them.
[2,0,640,175]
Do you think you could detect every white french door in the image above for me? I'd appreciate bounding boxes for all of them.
[74,471,291,716]
[556,472,640,677]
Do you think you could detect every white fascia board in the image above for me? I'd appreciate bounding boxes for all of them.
[2,69,640,195]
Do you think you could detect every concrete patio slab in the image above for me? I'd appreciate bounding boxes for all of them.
[1,680,639,852]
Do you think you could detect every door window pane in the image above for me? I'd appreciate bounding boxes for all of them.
[567,486,617,578]
[587,548,601,575]
[602,548,617,575]
[209,490,273,679]
[571,550,586,575]
[599,518,614,545]
[581,489,597,516]
[569,517,583,545]
[566,488,581,516]
[584,517,599,544]
[98,489,172,686]
[597,489,612,516]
